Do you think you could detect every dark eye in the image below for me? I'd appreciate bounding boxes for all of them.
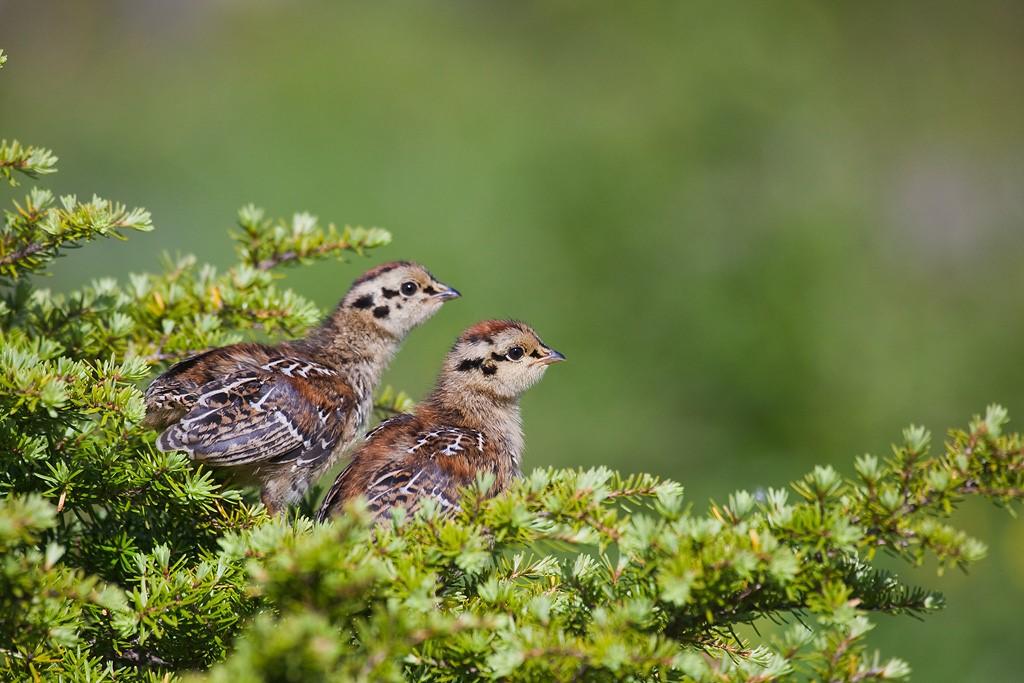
[506,346,525,361]
[400,281,418,296]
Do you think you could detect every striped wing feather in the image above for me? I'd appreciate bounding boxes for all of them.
[152,351,350,470]
[362,462,460,519]
[317,423,485,521]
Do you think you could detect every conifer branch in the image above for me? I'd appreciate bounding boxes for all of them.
[0,189,152,280]
[232,204,391,272]
[0,139,59,186]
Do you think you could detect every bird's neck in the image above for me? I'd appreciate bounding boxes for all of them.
[424,383,525,465]
[298,305,399,383]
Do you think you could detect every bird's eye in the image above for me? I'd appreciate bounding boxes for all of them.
[400,281,418,296]
[506,346,525,361]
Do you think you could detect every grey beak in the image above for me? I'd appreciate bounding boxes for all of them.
[540,348,566,365]
[432,285,461,301]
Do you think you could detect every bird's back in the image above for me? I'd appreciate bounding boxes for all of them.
[144,344,272,429]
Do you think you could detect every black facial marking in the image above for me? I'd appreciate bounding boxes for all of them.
[491,352,506,362]
[530,350,542,359]
[382,287,399,299]
[482,364,497,376]
[423,285,437,295]
[353,295,374,309]
[465,334,493,344]
[457,358,484,372]
[373,305,390,319]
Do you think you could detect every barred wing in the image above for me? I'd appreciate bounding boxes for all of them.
[405,426,486,458]
[143,349,219,429]
[155,358,349,469]
[361,462,461,519]
[316,424,485,522]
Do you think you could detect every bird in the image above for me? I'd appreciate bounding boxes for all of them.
[143,261,460,513]
[316,319,564,523]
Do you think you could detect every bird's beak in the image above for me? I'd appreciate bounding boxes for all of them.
[539,348,566,365]
[432,284,461,301]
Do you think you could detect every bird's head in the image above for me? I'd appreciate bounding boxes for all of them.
[343,261,460,337]
[442,320,565,400]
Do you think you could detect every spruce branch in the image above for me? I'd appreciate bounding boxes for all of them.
[190,410,1020,682]
[3,206,393,366]
[0,189,152,280]
[233,204,391,272]
[0,140,59,187]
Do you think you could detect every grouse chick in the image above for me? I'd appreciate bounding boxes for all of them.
[317,319,564,522]
[144,261,459,513]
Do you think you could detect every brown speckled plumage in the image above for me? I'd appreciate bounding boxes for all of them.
[317,320,564,523]
[144,261,459,513]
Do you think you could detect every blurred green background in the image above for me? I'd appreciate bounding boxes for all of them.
[3,1,1023,678]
